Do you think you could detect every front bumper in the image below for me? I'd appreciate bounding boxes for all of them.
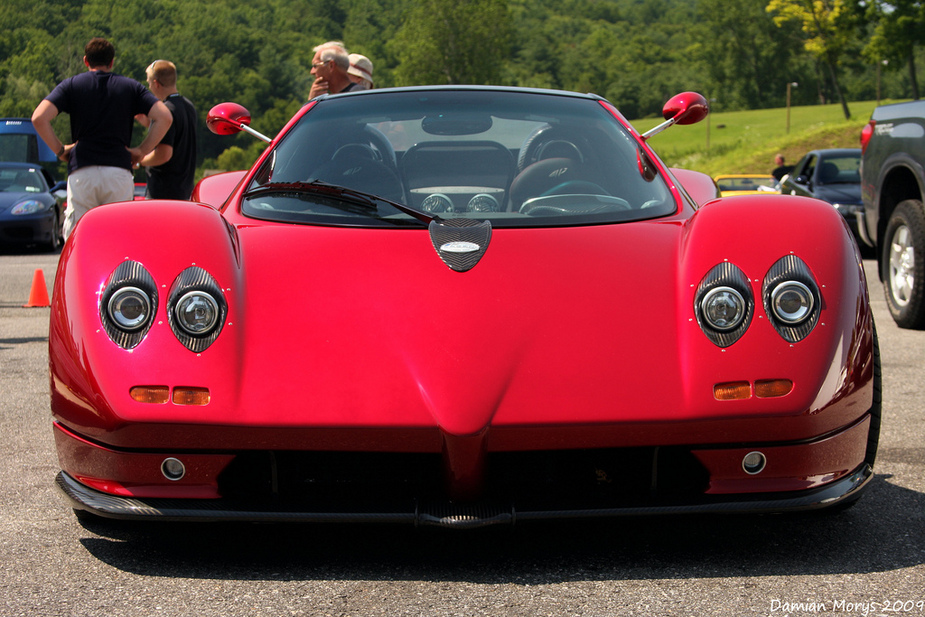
[0,212,57,246]
[57,463,873,528]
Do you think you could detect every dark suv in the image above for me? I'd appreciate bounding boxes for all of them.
[860,100,925,329]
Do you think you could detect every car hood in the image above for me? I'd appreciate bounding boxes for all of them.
[227,221,692,436]
[814,183,862,205]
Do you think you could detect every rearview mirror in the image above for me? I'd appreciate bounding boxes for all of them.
[207,102,251,136]
[662,92,710,126]
[207,102,272,143]
[641,92,709,140]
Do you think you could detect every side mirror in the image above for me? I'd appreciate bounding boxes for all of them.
[641,92,709,140]
[207,102,252,136]
[662,92,710,126]
[207,103,272,142]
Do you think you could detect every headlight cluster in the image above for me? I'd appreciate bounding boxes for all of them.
[11,200,49,215]
[761,255,820,343]
[100,261,226,352]
[694,263,754,347]
[695,256,820,347]
[166,266,227,352]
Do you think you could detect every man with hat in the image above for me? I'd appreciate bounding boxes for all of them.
[347,54,374,90]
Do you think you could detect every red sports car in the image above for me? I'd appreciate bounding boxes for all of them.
[50,87,879,527]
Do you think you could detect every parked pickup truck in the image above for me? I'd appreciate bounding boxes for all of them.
[860,100,925,329]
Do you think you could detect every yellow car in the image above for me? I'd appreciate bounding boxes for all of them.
[714,174,780,197]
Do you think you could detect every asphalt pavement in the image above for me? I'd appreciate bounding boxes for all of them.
[1,250,923,617]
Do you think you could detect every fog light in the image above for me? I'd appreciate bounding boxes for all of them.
[161,457,186,481]
[742,451,766,475]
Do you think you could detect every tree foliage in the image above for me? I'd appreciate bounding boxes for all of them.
[0,0,920,174]
[766,0,862,119]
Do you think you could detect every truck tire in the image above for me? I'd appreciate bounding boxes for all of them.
[882,199,925,329]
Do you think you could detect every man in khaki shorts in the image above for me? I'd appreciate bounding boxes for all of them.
[32,37,171,239]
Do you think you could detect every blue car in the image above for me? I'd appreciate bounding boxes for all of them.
[779,148,864,248]
[0,162,65,252]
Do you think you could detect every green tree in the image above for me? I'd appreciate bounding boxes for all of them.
[766,0,857,119]
[391,0,512,85]
[863,0,923,99]
[694,0,807,110]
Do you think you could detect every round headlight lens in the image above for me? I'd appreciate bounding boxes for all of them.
[771,281,814,324]
[175,291,220,335]
[108,287,152,331]
[701,286,746,331]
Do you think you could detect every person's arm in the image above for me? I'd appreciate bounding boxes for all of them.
[128,100,172,167]
[31,100,72,162]
[140,143,173,167]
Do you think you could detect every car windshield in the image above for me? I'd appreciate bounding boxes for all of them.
[0,167,43,193]
[817,154,861,185]
[717,176,777,191]
[242,89,677,228]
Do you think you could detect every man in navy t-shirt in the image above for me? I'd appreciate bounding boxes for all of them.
[31,37,172,239]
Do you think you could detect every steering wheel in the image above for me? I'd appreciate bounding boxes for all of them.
[348,125,397,170]
[517,125,584,172]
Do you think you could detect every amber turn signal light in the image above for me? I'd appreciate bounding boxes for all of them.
[172,387,211,406]
[714,381,751,400]
[755,379,793,398]
[130,386,170,404]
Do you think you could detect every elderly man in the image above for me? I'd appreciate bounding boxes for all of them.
[347,54,374,90]
[308,42,360,99]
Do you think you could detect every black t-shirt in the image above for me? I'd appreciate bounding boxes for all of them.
[147,93,198,199]
[772,165,794,181]
[45,70,158,173]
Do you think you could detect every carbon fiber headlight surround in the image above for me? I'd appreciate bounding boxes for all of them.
[167,266,227,352]
[100,261,158,350]
[762,255,820,343]
[695,262,754,347]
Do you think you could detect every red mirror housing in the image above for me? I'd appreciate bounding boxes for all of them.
[662,92,709,126]
[207,103,252,136]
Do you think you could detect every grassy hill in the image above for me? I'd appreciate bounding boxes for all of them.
[629,99,905,177]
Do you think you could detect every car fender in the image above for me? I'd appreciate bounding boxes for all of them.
[191,171,247,209]
[677,194,873,430]
[49,199,243,438]
[670,168,720,206]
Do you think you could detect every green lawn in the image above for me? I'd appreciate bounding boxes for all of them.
[629,99,905,177]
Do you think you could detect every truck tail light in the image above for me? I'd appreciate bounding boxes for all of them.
[860,120,875,154]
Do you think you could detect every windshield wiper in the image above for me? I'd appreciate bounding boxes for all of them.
[242,180,434,225]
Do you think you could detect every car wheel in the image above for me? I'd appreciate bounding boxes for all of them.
[882,199,925,329]
[43,208,62,252]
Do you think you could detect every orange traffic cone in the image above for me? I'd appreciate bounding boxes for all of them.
[23,269,50,308]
